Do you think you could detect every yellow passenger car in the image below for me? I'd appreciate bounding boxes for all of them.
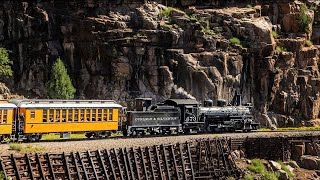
[0,102,16,141]
[10,99,122,140]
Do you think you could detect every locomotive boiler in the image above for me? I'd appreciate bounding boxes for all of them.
[199,99,259,132]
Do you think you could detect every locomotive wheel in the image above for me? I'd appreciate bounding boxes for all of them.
[27,134,41,142]
[123,130,128,137]
[85,132,93,138]
[183,129,191,134]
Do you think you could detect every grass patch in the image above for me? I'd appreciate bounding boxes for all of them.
[272,31,279,38]
[9,144,45,153]
[41,133,86,141]
[229,37,241,46]
[201,20,215,36]
[305,40,313,47]
[262,171,279,180]
[159,7,185,19]
[276,46,287,53]
[248,159,265,174]
[277,161,294,178]
[244,174,254,180]
[159,7,174,18]
[259,126,320,131]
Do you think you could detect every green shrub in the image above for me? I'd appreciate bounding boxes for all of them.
[0,48,13,77]
[160,23,173,30]
[159,7,185,18]
[248,159,265,174]
[189,14,199,22]
[229,37,241,45]
[47,58,76,99]
[272,31,279,38]
[244,174,254,180]
[276,46,287,53]
[201,20,215,36]
[297,4,312,33]
[305,40,313,47]
[262,172,279,180]
[0,171,5,180]
[159,7,174,18]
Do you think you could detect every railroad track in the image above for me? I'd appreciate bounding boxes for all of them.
[31,129,320,143]
[0,138,240,180]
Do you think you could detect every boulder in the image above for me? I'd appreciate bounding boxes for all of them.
[306,143,317,156]
[289,160,300,168]
[300,155,320,170]
[231,150,241,160]
[285,165,294,175]
[277,169,289,180]
[269,160,282,171]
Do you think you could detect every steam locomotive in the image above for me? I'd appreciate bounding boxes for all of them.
[122,95,259,136]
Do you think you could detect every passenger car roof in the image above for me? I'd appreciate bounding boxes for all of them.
[0,102,17,108]
[9,99,122,108]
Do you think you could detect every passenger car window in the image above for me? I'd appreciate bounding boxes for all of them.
[0,110,2,124]
[43,110,48,122]
[109,109,113,121]
[30,110,35,119]
[2,110,7,123]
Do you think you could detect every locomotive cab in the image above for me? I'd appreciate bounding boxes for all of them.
[163,99,202,133]
[135,98,152,111]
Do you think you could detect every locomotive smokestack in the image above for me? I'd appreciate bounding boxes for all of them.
[236,94,242,106]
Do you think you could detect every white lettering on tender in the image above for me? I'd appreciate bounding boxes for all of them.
[135,117,179,121]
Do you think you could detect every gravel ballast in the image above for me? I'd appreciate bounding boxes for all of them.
[1,131,320,156]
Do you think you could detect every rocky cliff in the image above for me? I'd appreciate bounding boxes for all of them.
[0,0,319,127]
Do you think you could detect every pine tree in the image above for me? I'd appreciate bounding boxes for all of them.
[0,48,13,77]
[47,58,76,99]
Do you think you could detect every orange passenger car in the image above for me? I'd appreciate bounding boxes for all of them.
[10,99,122,141]
[0,102,16,141]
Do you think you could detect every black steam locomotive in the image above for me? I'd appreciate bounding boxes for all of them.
[122,95,259,136]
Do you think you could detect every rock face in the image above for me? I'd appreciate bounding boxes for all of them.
[0,0,319,127]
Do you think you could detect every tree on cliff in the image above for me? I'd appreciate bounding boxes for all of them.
[47,58,76,99]
[298,4,312,33]
[0,48,13,77]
